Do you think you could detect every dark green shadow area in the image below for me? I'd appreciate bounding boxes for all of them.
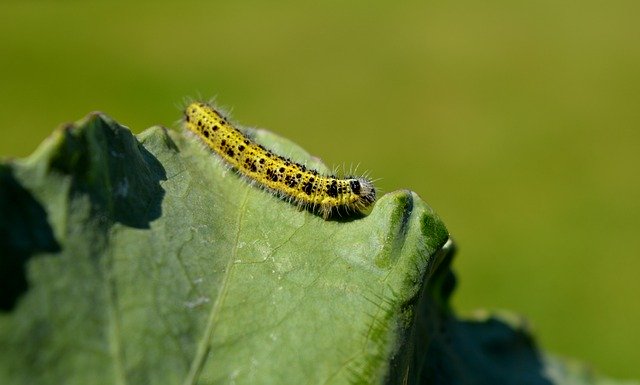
[389,244,553,385]
[50,113,167,229]
[0,166,60,311]
[0,114,167,312]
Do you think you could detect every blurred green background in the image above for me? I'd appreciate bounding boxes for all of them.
[1,0,638,379]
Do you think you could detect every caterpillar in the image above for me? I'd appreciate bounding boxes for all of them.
[183,102,376,219]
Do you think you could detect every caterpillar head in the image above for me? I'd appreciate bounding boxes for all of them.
[349,178,377,209]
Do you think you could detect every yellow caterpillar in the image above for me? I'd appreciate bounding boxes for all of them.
[184,102,376,219]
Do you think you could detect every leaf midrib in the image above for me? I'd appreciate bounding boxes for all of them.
[182,189,250,385]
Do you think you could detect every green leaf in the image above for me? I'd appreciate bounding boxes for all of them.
[0,112,450,384]
[1,112,635,385]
